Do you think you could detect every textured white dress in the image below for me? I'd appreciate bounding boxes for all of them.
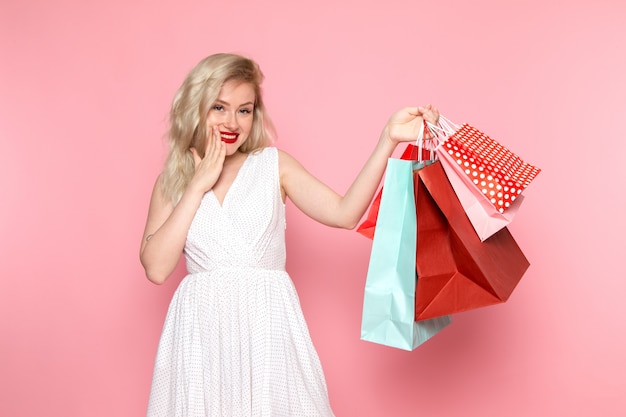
[147,147,335,417]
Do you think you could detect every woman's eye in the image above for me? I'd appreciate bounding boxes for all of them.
[239,108,252,114]
[213,105,224,111]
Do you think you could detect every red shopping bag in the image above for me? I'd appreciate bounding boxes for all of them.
[356,193,381,239]
[413,159,530,319]
[435,117,540,214]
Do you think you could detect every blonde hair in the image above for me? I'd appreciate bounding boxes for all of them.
[160,53,275,204]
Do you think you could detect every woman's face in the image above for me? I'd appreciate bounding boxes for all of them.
[206,80,255,155]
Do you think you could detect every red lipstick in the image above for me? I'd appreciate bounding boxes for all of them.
[220,131,239,144]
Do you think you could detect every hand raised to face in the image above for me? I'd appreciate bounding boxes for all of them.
[188,126,227,195]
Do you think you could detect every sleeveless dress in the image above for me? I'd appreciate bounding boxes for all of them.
[147,147,335,417]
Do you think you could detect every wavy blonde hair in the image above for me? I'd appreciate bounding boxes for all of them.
[160,53,275,204]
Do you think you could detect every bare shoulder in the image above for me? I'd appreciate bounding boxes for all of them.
[277,148,297,165]
[277,148,306,176]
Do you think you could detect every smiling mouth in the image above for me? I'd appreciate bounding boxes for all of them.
[220,132,239,144]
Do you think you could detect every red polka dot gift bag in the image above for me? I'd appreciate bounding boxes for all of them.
[429,116,541,241]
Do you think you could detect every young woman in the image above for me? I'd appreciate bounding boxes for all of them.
[141,53,438,416]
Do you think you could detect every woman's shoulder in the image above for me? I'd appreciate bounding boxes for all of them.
[252,146,294,162]
[250,147,305,174]
[275,148,308,180]
[249,146,279,162]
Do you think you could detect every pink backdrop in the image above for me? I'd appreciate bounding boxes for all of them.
[1,0,625,416]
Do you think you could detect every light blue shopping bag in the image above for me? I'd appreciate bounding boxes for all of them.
[361,158,451,350]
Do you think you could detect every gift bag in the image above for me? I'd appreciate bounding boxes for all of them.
[434,116,540,213]
[413,159,530,320]
[429,117,540,240]
[437,149,525,241]
[361,158,451,350]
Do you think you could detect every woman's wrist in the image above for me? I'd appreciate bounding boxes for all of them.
[181,181,207,206]
[378,125,398,154]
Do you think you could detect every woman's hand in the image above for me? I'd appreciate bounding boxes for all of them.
[189,126,226,195]
[383,105,440,144]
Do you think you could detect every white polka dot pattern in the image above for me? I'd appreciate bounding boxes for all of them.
[147,147,335,417]
[443,124,540,213]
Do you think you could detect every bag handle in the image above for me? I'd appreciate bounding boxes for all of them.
[425,114,461,157]
[412,120,438,170]
[415,119,425,163]
[427,114,459,137]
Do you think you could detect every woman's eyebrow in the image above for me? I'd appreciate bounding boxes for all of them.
[214,99,254,107]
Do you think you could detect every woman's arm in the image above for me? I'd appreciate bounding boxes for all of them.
[140,127,226,284]
[139,178,204,284]
[280,106,438,229]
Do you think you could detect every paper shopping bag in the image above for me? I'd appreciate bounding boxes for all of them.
[437,150,525,241]
[356,190,380,240]
[361,158,451,350]
[413,160,530,320]
[434,117,540,214]
[356,144,433,240]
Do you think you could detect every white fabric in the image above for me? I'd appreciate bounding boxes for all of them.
[147,147,335,417]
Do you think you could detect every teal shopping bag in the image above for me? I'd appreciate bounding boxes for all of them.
[361,158,451,350]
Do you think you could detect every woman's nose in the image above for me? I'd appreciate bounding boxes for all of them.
[223,111,238,130]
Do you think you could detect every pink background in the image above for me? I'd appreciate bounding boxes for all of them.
[1,0,625,416]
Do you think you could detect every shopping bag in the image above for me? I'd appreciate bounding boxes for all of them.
[424,117,540,240]
[356,189,381,240]
[361,158,451,350]
[413,159,530,320]
[437,150,525,241]
[356,143,432,240]
[358,144,531,320]
[432,116,540,214]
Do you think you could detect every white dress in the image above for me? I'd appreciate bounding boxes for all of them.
[147,147,335,417]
